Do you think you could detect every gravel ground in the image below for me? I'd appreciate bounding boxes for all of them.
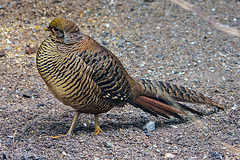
[0,0,239,159]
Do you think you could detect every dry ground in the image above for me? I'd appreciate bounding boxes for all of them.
[0,0,239,159]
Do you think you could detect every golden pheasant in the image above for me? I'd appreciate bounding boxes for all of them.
[36,18,224,136]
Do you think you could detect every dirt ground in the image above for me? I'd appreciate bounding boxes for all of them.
[0,0,239,159]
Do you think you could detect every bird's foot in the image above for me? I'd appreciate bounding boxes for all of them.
[94,126,103,135]
[94,114,102,135]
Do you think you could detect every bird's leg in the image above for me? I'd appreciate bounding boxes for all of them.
[94,114,102,134]
[66,111,80,136]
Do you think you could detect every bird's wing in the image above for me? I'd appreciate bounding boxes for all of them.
[75,37,131,101]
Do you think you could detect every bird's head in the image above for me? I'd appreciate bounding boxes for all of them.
[45,18,82,44]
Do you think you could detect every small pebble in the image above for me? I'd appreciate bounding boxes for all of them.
[170,125,178,129]
[190,41,196,45]
[143,121,155,133]
[115,38,126,45]
[172,70,178,74]
[62,151,67,156]
[0,50,6,57]
[104,142,112,148]
[106,142,112,148]
[188,157,198,160]
[194,79,199,83]
[6,39,12,44]
[210,152,223,160]
[49,100,55,105]
[101,40,108,45]
[231,105,237,110]
[165,153,176,158]
[145,132,151,136]
[207,32,212,35]
[222,37,227,41]
[23,94,32,98]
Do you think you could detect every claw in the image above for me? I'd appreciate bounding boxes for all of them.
[95,126,103,135]
[50,134,65,138]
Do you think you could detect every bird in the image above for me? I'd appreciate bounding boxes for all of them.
[36,18,225,136]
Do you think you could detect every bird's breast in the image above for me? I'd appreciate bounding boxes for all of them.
[36,38,113,113]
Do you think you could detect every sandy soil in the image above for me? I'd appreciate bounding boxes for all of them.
[0,0,239,159]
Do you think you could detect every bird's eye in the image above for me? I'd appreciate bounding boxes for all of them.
[53,28,59,31]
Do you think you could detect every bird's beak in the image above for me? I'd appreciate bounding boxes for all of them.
[44,27,50,31]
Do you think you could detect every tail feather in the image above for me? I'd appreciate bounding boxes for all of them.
[130,100,167,118]
[128,78,224,120]
[137,96,186,115]
[175,102,203,116]
[136,79,225,110]
[131,96,188,120]
[142,92,204,116]
[132,98,171,119]
[134,96,185,120]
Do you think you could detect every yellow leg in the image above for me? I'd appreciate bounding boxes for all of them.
[94,114,103,134]
[66,111,80,136]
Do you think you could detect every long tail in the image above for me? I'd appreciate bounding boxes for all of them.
[129,79,224,120]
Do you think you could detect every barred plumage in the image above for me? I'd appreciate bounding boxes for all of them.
[37,18,224,136]
[136,79,223,108]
